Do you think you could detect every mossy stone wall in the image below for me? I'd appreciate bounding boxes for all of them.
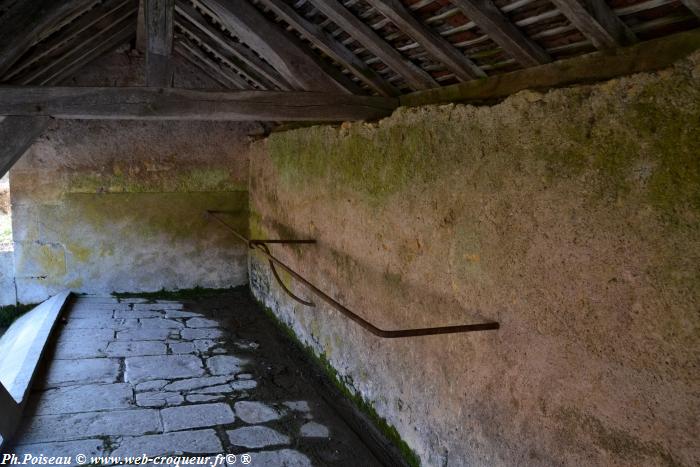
[249,53,700,466]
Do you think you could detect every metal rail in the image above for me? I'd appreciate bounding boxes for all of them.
[206,210,499,338]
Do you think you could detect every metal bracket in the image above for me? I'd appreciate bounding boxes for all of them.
[206,210,499,338]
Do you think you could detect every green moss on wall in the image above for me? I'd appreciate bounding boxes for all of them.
[267,59,700,216]
[256,298,421,467]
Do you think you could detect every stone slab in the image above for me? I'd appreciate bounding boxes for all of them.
[248,450,311,467]
[227,426,289,449]
[185,318,218,328]
[136,391,184,408]
[11,439,105,467]
[32,383,133,415]
[234,401,281,424]
[116,328,175,341]
[105,341,168,357]
[17,409,161,443]
[125,355,205,383]
[52,340,108,360]
[44,358,120,387]
[56,329,115,343]
[181,329,223,340]
[206,356,244,376]
[161,403,235,431]
[300,421,329,438]
[138,318,184,329]
[163,376,233,392]
[112,429,222,457]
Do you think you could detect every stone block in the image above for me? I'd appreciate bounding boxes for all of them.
[161,403,235,431]
[125,355,205,383]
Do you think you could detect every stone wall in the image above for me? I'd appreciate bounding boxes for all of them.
[249,53,700,466]
[10,50,260,303]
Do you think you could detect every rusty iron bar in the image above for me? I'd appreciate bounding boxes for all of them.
[206,210,500,338]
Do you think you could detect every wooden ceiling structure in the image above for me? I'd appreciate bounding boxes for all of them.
[0,0,699,176]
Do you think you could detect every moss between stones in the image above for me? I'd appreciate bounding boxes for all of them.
[255,298,421,467]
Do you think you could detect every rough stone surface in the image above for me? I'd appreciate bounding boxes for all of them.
[11,439,105,467]
[206,356,244,376]
[249,53,700,466]
[234,401,281,424]
[112,430,223,457]
[125,355,205,383]
[300,422,329,438]
[18,409,161,443]
[105,341,168,357]
[163,376,233,392]
[230,380,257,391]
[136,391,185,408]
[227,426,290,449]
[161,403,235,431]
[186,318,218,328]
[33,383,133,415]
[181,328,224,340]
[249,450,312,467]
[116,328,175,341]
[44,358,120,387]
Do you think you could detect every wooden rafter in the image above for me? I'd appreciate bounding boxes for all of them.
[177,35,250,89]
[680,0,700,18]
[14,11,138,85]
[198,0,360,93]
[0,2,136,178]
[175,15,269,89]
[365,0,485,80]
[145,0,175,86]
[256,0,398,96]
[0,117,50,178]
[0,0,97,78]
[307,0,438,90]
[175,1,291,90]
[174,40,245,89]
[2,0,136,83]
[447,0,551,67]
[549,0,637,49]
[0,87,398,121]
[174,46,235,89]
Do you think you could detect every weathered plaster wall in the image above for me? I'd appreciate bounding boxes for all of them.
[9,50,260,303]
[249,53,700,466]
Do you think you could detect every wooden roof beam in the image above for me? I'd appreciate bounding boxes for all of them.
[0,86,398,122]
[145,0,175,86]
[448,0,551,67]
[175,1,291,90]
[548,0,636,49]
[0,0,97,78]
[198,0,361,93]
[257,0,398,96]
[366,0,486,80]
[174,40,246,89]
[307,0,438,90]
[680,0,700,18]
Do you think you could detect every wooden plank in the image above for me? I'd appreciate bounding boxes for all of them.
[366,0,485,80]
[174,48,237,89]
[0,0,96,78]
[448,0,551,67]
[308,0,438,90]
[175,0,292,90]
[549,0,636,49]
[0,87,399,122]
[0,116,50,179]
[17,13,137,85]
[175,17,269,89]
[257,0,399,96]
[680,0,700,18]
[5,0,137,83]
[400,29,700,107]
[198,0,360,93]
[145,0,175,86]
[175,37,247,89]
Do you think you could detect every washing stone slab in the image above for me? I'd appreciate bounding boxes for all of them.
[206,356,244,376]
[56,329,115,343]
[234,401,281,424]
[116,328,175,341]
[11,438,105,467]
[180,328,224,340]
[52,339,109,360]
[104,341,168,357]
[125,355,205,383]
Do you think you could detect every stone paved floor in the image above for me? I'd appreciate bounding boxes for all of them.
[8,290,384,466]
